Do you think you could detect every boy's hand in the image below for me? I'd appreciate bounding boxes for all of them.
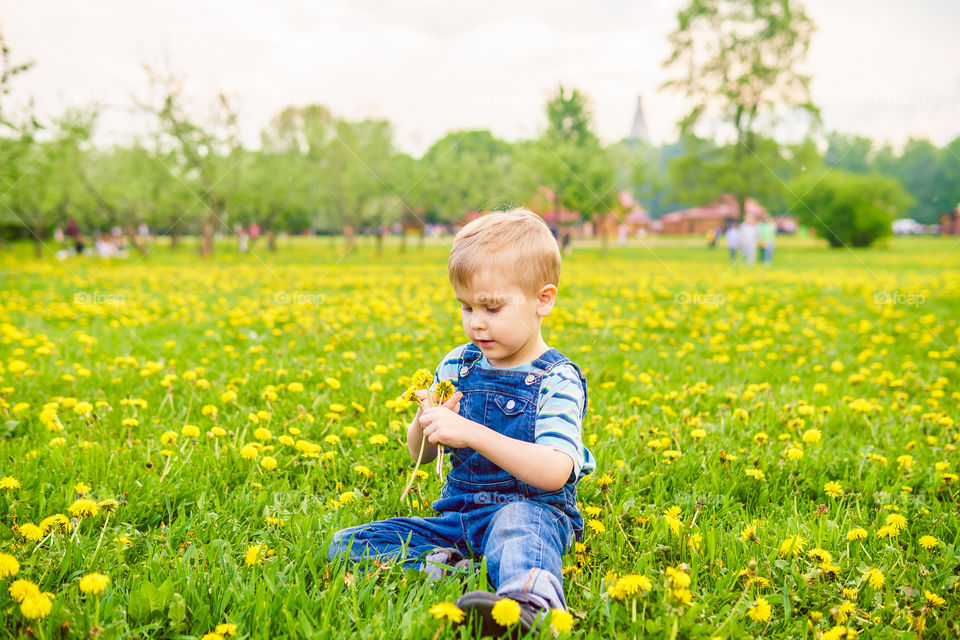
[416,389,462,414]
[418,397,475,449]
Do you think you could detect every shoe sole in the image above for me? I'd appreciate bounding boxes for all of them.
[454,591,538,638]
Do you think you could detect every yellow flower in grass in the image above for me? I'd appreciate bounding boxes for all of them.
[0,476,21,490]
[884,513,907,532]
[846,527,867,542]
[9,579,40,602]
[259,456,278,471]
[428,601,465,623]
[18,523,44,542]
[181,424,200,438]
[744,468,765,481]
[587,519,605,534]
[20,592,54,619]
[550,608,574,633]
[160,430,178,445]
[68,498,100,518]
[215,623,238,636]
[240,445,258,460]
[79,572,109,595]
[924,590,945,606]
[863,568,884,589]
[244,545,262,566]
[824,481,843,498]
[200,634,224,640]
[609,574,653,600]
[748,597,771,622]
[0,552,20,578]
[918,535,939,549]
[779,535,805,557]
[491,598,520,626]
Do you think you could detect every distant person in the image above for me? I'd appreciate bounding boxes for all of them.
[618,223,628,246]
[706,227,717,248]
[757,218,776,264]
[739,214,758,266]
[724,222,740,263]
[95,233,117,258]
[66,217,84,254]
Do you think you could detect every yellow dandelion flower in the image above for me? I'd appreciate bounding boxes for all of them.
[20,592,54,619]
[428,601,465,623]
[8,579,40,603]
[748,597,771,622]
[550,608,574,633]
[863,568,884,589]
[244,545,262,566]
[779,535,805,557]
[846,527,867,542]
[0,476,21,490]
[918,535,939,549]
[79,572,110,595]
[259,456,278,471]
[823,481,843,498]
[68,497,100,518]
[924,590,945,606]
[491,598,521,626]
[181,424,200,438]
[0,552,20,578]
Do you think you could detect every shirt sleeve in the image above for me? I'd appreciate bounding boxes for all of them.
[430,344,466,394]
[534,365,589,482]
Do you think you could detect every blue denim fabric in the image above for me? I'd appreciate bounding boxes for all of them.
[327,345,589,610]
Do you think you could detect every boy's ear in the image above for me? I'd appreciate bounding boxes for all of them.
[536,284,558,317]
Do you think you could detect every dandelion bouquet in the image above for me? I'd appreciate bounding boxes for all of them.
[399,368,457,500]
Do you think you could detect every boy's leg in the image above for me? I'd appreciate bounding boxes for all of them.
[479,500,573,611]
[328,512,467,575]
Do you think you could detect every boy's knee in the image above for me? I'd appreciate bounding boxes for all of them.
[327,528,356,561]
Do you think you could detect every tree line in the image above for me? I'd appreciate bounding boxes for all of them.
[2,0,955,256]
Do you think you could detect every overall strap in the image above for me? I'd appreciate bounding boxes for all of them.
[530,347,567,374]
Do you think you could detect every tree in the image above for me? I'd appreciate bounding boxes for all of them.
[1,111,93,257]
[662,0,820,216]
[519,86,617,246]
[413,130,514,223]
[791,171,912,247]
[139,67,243,256]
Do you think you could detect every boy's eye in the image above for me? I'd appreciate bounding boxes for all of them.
[461,306,472,312]
[486,306,502,313]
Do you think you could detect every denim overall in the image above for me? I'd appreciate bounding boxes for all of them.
[328,344,589,611]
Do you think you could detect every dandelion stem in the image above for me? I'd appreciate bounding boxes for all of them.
[400,393,435,502]
[604,492,637,553]
[713,585,750,636]
[92,513,111,565]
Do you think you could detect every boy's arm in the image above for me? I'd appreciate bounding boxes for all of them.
[417,406,573,492]
[406,405,438,464]
[471,427,573,492]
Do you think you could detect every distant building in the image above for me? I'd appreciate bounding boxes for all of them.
[628,95,651,144]
[940,206,960,235]
[660,194,767,235]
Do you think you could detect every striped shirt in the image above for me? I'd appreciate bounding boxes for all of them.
[430,344,596,483]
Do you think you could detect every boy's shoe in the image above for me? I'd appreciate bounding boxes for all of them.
[454,590,548,638]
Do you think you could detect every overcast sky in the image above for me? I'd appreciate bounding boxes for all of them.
[3,0,958,155]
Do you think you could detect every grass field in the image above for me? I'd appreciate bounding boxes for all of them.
[1,235,958,639]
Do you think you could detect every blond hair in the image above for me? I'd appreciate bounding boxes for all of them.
[448,208,561,294]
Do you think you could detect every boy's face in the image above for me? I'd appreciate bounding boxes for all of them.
[453,267,556,369]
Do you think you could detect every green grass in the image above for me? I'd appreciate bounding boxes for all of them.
[0,235,958,639]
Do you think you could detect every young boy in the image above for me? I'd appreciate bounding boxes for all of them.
[327,209,594,636]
